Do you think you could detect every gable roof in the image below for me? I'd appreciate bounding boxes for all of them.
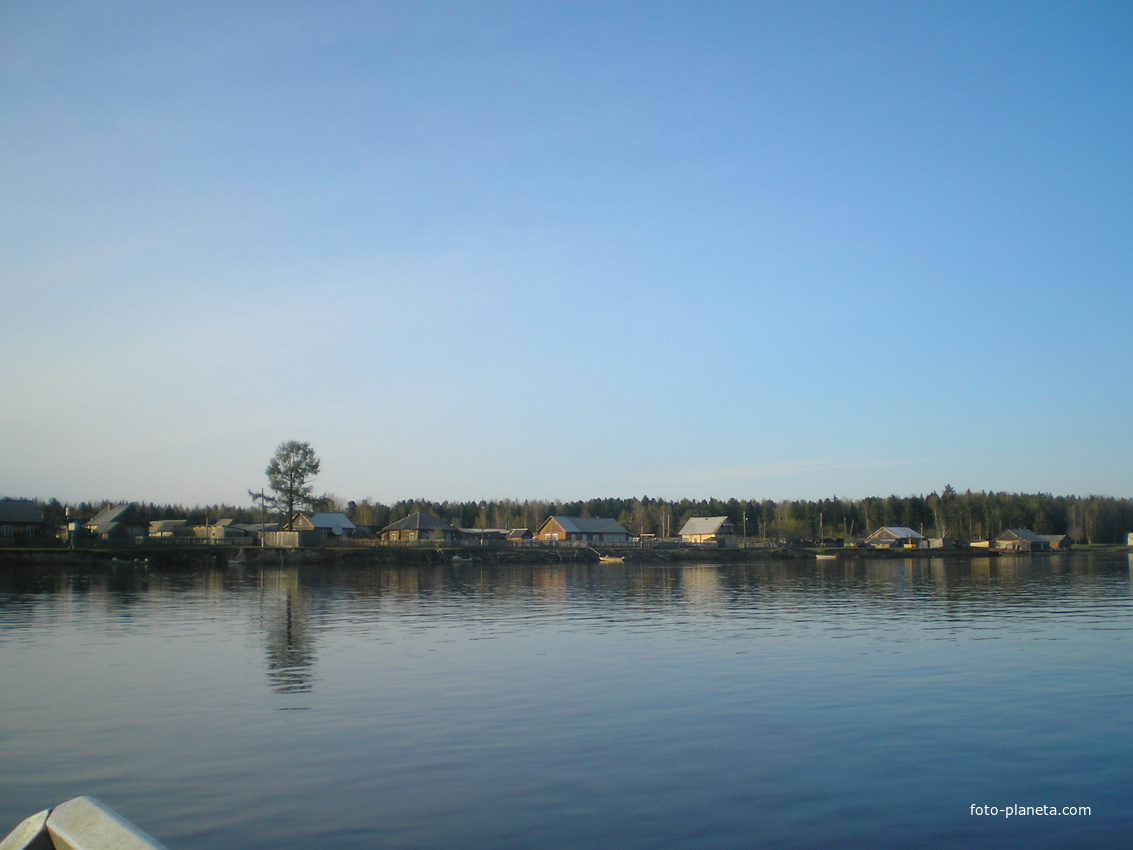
[381,511,459,533]
[149,519,189,534]
[307,513,356,532]
[85,504,146,531]
[679,516,733,536]
[0,498,45,524]
[289,512,358,534]
[867,526,925,540]
[996,528,1046,543]
[542,516,630,535]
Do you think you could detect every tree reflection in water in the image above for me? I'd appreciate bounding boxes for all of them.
[256,569,315,694]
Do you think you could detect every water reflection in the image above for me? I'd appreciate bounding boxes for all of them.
[2,552,1132,850]
[1,553,1130,695]
[256,569,315,694]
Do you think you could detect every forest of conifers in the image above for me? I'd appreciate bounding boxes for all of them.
[39,487,1133,544]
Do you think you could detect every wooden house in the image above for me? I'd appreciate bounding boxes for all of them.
[535,516,631,544]
[290,512,357,538]
[993,529,1050,552]
[192,519,257,542]
[380,512,460,543]
[83,504,149,540]
[0,498,48,540]
[864,526,926,548]
[1040,534,1073,550]
[149,519,193,539]
[678,516,738,547]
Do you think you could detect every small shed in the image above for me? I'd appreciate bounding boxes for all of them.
[192,519,256,542]
[1040,534,1073,550]
[678,516,738,547]
[460,528,510,545]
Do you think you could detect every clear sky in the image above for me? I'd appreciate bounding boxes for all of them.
[2,1,1131,507]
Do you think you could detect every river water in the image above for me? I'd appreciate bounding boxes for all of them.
[1,552,1131,849]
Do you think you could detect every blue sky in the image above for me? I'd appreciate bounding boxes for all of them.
[2,1,1131,506]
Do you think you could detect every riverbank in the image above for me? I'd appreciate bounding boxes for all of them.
[2,543,1107,570]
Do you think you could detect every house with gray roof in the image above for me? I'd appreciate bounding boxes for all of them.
[864,526,925,548]
[290,512,357,538]
[83,504,149,540]
[0,498,48,540]
[380,512,460,543]
[993,529,1051,552]
[535,516,631,544]
[149,519,192,538]
[678,516,738,547]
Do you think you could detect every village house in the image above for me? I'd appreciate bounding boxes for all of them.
[379,512,461,543]
[678,516,738,547]
[535,516,631,544]
[289,512,357,538]
[864,526,926,548]
[993,529,1051,552]
[83,504,149,540]
[192,519,258,543]
[0,498,48,540]
[149,519,193,539]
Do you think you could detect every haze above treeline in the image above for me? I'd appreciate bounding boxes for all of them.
[16,488,1133,545]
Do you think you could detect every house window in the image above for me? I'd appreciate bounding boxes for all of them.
[0,525,12,537]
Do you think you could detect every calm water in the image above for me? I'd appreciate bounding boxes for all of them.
[1,553,1131,849]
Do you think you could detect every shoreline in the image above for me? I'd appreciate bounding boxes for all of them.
[0,543,1103,570]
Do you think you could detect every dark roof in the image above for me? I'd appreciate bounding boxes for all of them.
[381,512,459,533]
[0,498,45,524]
[996,528,1046,543]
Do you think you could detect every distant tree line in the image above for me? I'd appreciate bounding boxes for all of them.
[31,486,1133,544]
